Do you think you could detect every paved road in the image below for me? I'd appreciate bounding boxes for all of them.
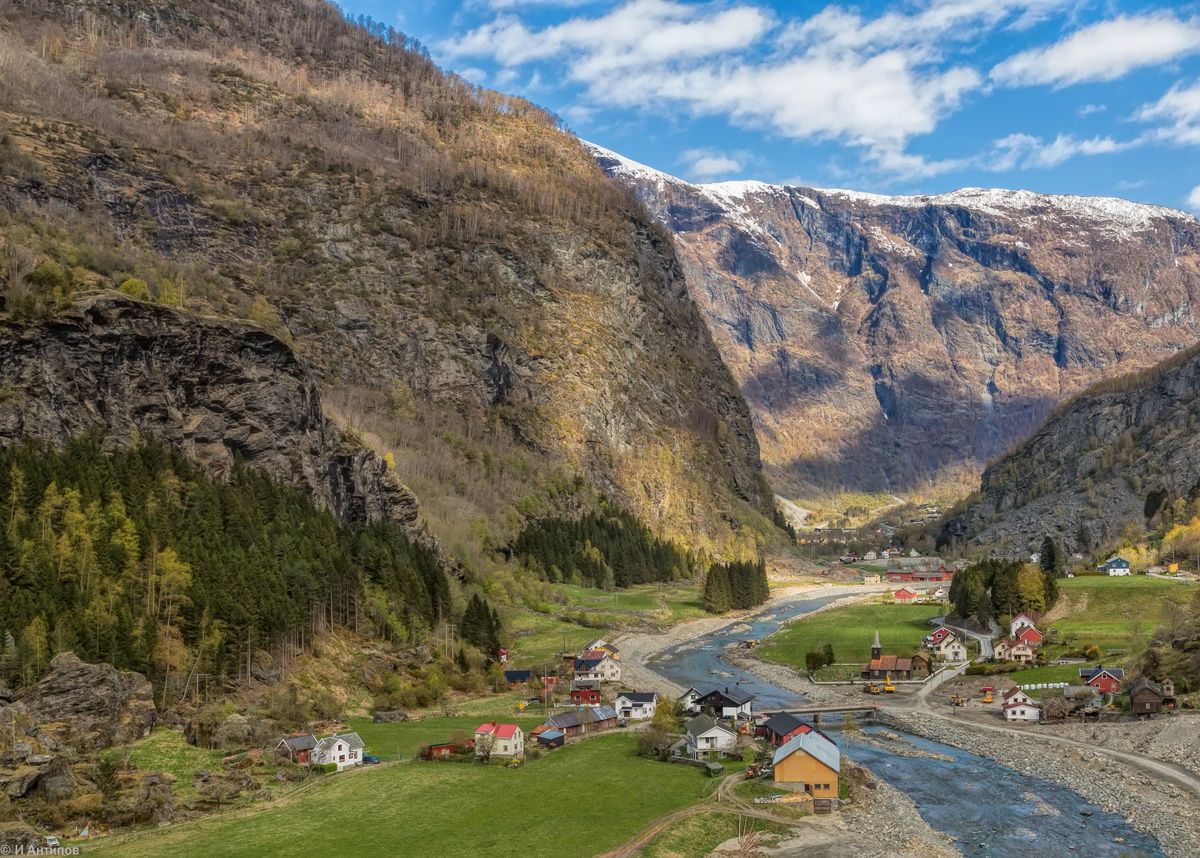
[936,615,998,658]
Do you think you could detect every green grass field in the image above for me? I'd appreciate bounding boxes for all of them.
[758,603,943,672]
[1046,575,1192,654]
[345,714,545,760]
[87,735,709,858]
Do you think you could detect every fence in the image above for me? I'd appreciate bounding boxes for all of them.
[1019,682,1070,691]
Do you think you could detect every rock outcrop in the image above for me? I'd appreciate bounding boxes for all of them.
[941,342,1200,553]
[6,652,156,751]
[0,296,419,528]
[590,144,1200,495]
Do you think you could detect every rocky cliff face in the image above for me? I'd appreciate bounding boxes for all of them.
[0,296,419,527]
[0,1,770,554]
[941,342,1200,555]
[590,145,1200,495]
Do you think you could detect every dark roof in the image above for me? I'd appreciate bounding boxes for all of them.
[1079,665,1125,680]
[573,658,603,671]
[686,714,733,737]
[700,686,754,706]
[543,705,617,731]
[1128,677,1163,698]
[536,730,565,742]
[617,692,658,704]
[277,733,317,752]
[504,670,533,682]
[761,712,805,737]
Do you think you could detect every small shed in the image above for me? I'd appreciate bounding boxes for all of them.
[536,729,565,749]
[1128,677,1164,716]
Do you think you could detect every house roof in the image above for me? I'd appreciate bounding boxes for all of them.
[894,588,917,598]
[315,732,363,752]
[1127,677,1163,698]
[772,729,840,772]
[1012,613,1036,623]
[504,670,533,682]
[1016,626,1043,639]
[700,686,754,706]
[277,733,318,752]
[1079,665,1125,681]
[616,692,658,704]
[1002,687,1028,701]
[1100,556,1130,567]
[537,730,564,741]
[686,714,734,738]
[761,712,806,737]
[573,658,603,670]
[475,722,521,739]
[580,649,612,661]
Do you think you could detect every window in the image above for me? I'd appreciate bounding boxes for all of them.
[340,755,346,762]
[823,784,830,790]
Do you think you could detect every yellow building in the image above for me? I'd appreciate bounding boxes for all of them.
[772,728,840,800]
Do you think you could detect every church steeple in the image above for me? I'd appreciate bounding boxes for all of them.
[871,629,882,660]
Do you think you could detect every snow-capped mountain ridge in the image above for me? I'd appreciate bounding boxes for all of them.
[584,141,1195,234]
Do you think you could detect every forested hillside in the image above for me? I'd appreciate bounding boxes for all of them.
[0,0,773,571]
[0,437,449,689]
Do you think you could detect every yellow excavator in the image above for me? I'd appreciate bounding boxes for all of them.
[864,682,882,695]
[982,686,994,704]
[883,673,896,693]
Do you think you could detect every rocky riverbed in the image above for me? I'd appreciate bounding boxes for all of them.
[875,709,1198,857]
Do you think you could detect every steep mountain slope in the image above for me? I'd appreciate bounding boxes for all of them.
[941,342,1200,555]
[589,145,1200,496]
[0,1,771,558]
[0,294,418,528]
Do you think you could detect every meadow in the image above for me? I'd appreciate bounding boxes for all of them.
[86,735,709,858]
[757,602,943,675]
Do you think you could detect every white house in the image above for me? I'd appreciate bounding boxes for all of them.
[1001,687,1035,708]
[994,639,1035,664]
[682,715,737,756]
[474,722,524,758]
[1099,556,1131,576]
[1010,613,1037,637]
[679,687,703,715]
[1003,701,1041,722]
[573,652,622,684]
[614,691,658,720]
[311,732,364,771]
[931,635,967,662]
[864,551,878,561]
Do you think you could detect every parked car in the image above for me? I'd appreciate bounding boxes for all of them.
[45,836,60,848]
[362,754,381,765]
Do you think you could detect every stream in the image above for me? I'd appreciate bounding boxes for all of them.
[648,592,1162,857]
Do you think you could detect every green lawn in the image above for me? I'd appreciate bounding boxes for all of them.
[1046,576,1192,653]
[86,735,709,858]
[758,603,942,671]
[345,714,545,760]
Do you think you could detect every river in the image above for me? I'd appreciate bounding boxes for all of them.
[648,593,1162,857]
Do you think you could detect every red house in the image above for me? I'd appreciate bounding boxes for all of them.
[1016,626,1044,647]
[1080,665,1125,694]
[424,741,460,760]
[570,687,602,706]
[886,570,915,582]
[893,588,918,603]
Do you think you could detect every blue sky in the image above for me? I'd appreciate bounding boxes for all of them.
[336,1,1200,211]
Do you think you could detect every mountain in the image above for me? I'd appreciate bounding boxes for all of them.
[941,342,1200,555]
[588,144,1200,497]
[0,0,771,559]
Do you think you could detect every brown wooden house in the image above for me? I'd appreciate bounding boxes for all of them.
[1128,677,1164,716]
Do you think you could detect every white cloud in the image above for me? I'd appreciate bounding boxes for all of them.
[679,148,742,180]
[1078,103,1105,117]
[457,67,488,84]
[1137,79,1200,146]
[992,14,1200,88]
[1188,184,1200,212]
[989,132,1138,169]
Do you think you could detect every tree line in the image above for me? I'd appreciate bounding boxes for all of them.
[510,499,697,589]
[949,552,1061,626]
[702,558,769,613]
[0,436,452,688]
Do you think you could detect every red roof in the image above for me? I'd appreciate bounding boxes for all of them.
[894,588,917,599]
[475,722,520,739]
[1017,626,1044,642]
